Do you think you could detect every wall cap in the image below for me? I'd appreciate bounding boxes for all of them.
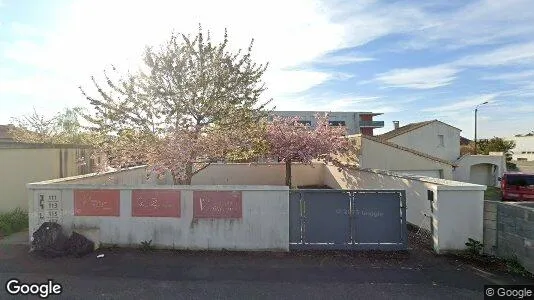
[26,184,291,191]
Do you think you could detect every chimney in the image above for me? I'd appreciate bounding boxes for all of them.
[393,121,400,129]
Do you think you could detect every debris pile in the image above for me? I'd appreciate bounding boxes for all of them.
[30,222,94,258]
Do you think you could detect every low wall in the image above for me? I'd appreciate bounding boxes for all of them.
[325,165,486,253]
[29,162,487,253]
[54,163,324,187]
[483,201,534,273]
[191,163,323,186]
[27,183,289,251]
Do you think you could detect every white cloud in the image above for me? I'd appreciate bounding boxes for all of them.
[420,94,498,112]
[315,54,375,66]
[1,0,380,120]
[453,42,534,67]
[271,93,405,114]
[481,70,534,81]
[264,70,333,98]
[375,65,460,89]
[375,41,534,91]
[398,0,534,50]
[9,22,44,37]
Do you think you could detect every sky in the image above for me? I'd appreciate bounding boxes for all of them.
[0,0,533,139]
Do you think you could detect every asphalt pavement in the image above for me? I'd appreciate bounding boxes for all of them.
[0,230,532,299]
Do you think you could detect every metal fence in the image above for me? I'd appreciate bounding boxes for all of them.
[289,189,407,251]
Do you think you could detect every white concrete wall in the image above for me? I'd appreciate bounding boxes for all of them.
[453,155,506,187]
[434,189,484,251]
[359,137,453,179]
[34,166,148,186]
[388,122,461,162]
[28,185,290,251]
[508,136,534,161]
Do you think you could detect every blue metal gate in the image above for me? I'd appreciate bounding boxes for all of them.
[289,190,407,251]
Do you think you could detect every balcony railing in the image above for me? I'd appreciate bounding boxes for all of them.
[359,120,385,128]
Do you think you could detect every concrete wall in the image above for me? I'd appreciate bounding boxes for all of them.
[191,163,323,186]
[29,162,487,253]
[483,201,534,274]
[359,137,454,179]
[515,161,534,173]
[27,185,290,251]
[435,190,484,251]
[508,136,534,161]
[388,122,461,162]
[0,146,92,212]
[53,163,324,187]
[453,155,506,187]
[324,165,486,253]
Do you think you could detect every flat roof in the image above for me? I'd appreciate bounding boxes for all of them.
[272,111,383,115]
[0,142,92,149]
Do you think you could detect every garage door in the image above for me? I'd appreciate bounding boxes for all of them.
[393,170,442,178]
[469,164,493,185]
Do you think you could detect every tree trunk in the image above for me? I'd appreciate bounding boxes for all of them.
[285,159,292,188]
[184,162,194,185]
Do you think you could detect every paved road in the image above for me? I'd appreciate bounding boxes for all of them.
[1,243,533,300]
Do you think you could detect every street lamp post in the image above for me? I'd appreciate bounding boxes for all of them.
[474,101,489,154]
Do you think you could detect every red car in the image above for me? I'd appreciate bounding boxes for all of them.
[499,172,534,201]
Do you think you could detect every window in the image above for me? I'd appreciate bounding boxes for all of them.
[438,135,444,147]
[427,190,434,201]
[328,121,346,126]
[522,151,528,154]
[297,120,311,126]
[505,175,534,186]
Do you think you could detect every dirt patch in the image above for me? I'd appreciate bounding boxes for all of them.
[445,253,508,272]
[297,185,333,189]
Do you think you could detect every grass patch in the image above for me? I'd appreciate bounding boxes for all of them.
[140,240,155,252]
[504,256,532,277]
[0,208,29,237]
[485,186,502,201]
[451,250,533,278]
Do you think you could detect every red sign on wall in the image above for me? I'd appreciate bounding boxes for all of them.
[193,191,242,219]
[74,190,120,216]
[131,190,181,217]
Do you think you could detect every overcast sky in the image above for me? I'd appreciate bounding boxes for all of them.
[1,0,533,138]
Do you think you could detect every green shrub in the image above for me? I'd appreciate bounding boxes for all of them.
[506,255,531,277]
[465,238,484,256]
[0,208,29,236]
[140,240,154,251]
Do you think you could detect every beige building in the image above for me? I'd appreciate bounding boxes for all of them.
[508,135,534,162]
[0,142,94,212]
[351,134,455,179]
[380,120,461,162]
[352,119,506,186]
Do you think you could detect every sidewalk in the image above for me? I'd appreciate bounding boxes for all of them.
[0,230,28,245]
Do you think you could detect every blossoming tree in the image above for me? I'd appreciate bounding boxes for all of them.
[265,114,356,187]
[79,25,271,184]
